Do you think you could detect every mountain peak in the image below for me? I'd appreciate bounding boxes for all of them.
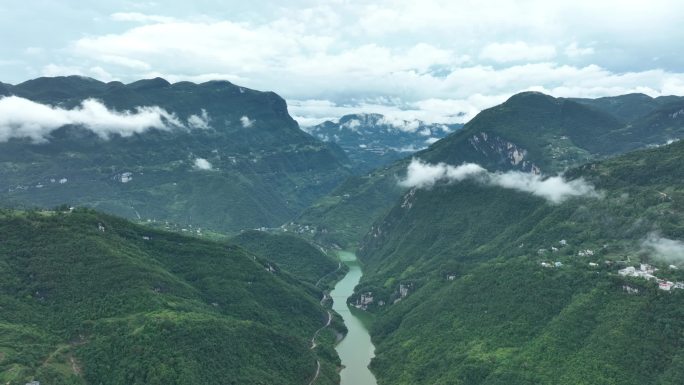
[126,77,171,90]
[12,76,108,102]
[504,91,559,108]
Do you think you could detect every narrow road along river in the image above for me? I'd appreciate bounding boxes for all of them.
[331,251,378,385]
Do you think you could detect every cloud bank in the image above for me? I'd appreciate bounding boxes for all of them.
[642,233,684,264]
[4,1,684,126]
[0,96,218,142]
[0,96,183,142]
[399,158,600,203]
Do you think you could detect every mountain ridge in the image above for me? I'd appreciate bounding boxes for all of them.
[0,76,351,234]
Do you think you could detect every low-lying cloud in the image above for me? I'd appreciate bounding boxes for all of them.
[0,96,183,142]
[642,233,684,265]
[240,116,254,128]
[399,158,600,203]
[187,109,211,129]
[399,160,486,189]
[193,158,213,170]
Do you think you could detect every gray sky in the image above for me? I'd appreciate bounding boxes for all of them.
[2,0,684,125]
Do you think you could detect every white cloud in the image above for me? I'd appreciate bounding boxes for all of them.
[399,158,600,203]
[194,157,213,170]
[0,96,182,143]
[399,159,486,189]
[41,64,116,82]
[488,171,601,204]
[240,115,254,128]
[5,1,684,127]
[110,12,176,24]
[340,118,361,131]
[376,116,420,132]
[642,233,684,264]
[480,42,557,63]
[564,42,595,58]
[188,109,211,129]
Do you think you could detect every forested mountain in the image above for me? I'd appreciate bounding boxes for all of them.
[571,93,684,123]
[306,113,461,172]
[0,76,351,233]
[353,139,684,385]
[294,91,684,248]
[0,209,342,385]
[232,230,345,286]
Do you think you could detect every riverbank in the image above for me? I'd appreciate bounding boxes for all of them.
[331,251,378,385]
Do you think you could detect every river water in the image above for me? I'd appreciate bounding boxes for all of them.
[331,251,378,385]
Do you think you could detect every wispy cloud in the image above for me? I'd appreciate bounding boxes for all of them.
[0,96,184,142]
[642,233,684,265]
[399,160,486,189]
[188,109,211,129]
[399,158,600,203]
[240,116,254,128]
[480,41,557,63]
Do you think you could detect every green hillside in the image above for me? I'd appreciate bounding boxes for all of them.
[294,92,684,249]
[232,230,345,287]
[352,140,684,384]
[0,76,350,233]
[0,209,341,385]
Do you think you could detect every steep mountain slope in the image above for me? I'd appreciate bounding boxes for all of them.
[0,209,341,385]
[294,91,684,248]
[354,140,684,385]
[306,113,461,172]
[232,230,345,286]
[571,93,684,123]
[0,76,350,233]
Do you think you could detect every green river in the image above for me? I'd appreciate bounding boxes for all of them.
[331,251,378,385]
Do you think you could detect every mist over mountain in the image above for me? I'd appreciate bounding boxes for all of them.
[4,2,684,385]
[353,137,684,385]
[305,113,462,172]
[294,91,684,248]
[0,76,351,233]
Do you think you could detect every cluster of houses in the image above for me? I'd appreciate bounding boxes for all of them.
[534,238,684,292]
[618,263,684,291]
[537,240,571,255]
[353,282,414,310]
[355,292,374,310]
[540,261,563,268]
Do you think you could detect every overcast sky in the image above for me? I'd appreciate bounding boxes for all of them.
[2,0,684,125]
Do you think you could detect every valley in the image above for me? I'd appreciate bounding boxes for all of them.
[2,77,684,385]
[330,251,377,385]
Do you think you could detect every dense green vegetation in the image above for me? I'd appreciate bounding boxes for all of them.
[232,230,345,287]
[0,209,341,385]
[353,139,684,384]
[0,76,351,233]
[295,92,684,249]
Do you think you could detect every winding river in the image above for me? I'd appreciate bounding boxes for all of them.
[331,251,378,385]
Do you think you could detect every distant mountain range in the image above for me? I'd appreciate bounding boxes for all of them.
[0,76,351,233]
[294,91,684,248]
[3,77,684,385]
[305,113,462,172]
[319,93,684,385]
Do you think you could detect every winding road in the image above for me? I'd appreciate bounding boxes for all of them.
[307,251,377,385]
[307,260,343,385]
